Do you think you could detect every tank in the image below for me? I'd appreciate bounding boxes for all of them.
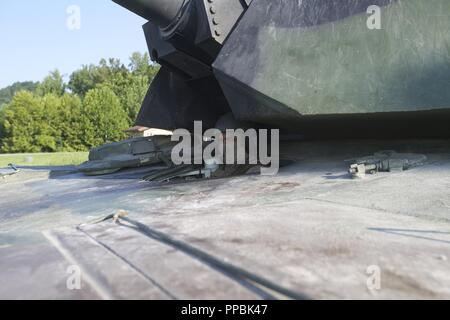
[113,0,450,138]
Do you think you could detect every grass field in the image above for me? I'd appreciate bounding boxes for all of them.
[0,152,89,167]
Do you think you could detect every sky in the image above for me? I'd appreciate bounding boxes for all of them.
[0,0,149,88]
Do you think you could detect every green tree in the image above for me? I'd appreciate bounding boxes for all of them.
[129,52,151,76]
[0,53,161,153]
[1,91,42,153]
[36,70,65,96]
[67,54,160,124]
[66,65,97,96]
[1,91,85,153]
[54,94,85,151]
[80,87,128,148]
[120,75,149,123]
[0,81,39,107]
[100,73,149,124]
[68,58,128,96]
[106,52,159,123]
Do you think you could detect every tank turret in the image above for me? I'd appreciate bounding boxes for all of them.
[113,0,450,138]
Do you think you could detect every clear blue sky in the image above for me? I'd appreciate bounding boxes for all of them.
[0,0,149,88]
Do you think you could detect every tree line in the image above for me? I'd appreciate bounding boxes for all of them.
[0,52,159,153]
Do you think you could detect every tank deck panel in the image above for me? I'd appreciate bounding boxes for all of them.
[1,141,450,299]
